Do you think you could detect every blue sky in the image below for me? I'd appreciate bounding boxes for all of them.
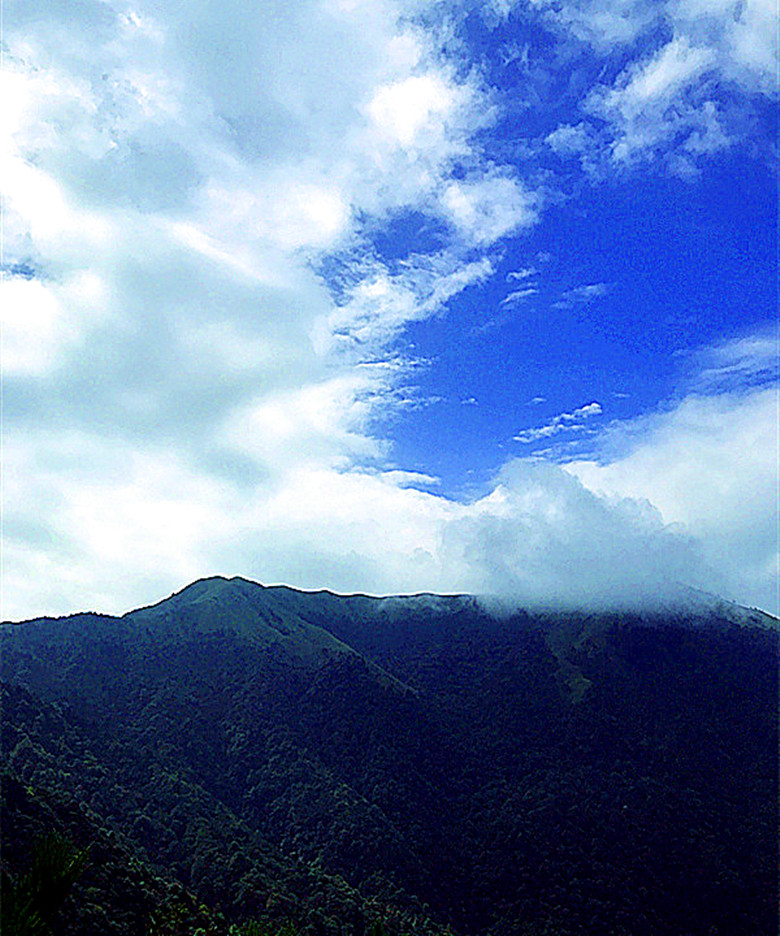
[2,0,777,618]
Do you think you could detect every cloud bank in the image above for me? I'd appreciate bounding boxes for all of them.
[7,373,775,617]
[568,384,778,615]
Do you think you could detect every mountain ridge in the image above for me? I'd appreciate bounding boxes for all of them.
[5,574,777,636]
[2,576,777,936]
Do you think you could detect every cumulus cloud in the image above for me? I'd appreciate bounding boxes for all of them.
[441,460,703,609]
[3,426,709,618]
[568,384,779,614]
[4,379,773,620]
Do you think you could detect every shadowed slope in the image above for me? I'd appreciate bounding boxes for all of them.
[2,578,777,936]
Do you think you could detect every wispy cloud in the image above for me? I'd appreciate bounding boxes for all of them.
[553,282,610,309]
[513,401,603,443]
[502,286,539,305]
[507,266,538,281]
[687,327,779,392]
[587,36,722,168]
[526,0,778,172]
[501,263,541,306]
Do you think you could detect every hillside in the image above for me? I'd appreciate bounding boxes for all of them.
[1,577,777,935]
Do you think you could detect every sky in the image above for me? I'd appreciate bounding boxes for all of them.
[2,0,778,619]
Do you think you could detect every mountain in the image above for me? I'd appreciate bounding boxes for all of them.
[1,577,777,936]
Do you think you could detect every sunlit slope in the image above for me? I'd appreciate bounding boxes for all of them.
[127,575,360,667]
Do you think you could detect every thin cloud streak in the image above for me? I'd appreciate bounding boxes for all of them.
[553,283,610,309]
[514,402,603,444]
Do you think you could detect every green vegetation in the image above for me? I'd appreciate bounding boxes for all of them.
[1,580,777,935]
[1,834,89,935]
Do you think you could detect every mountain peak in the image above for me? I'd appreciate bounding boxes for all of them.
[124,575,358,667]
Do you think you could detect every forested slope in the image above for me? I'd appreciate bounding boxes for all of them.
[2,577,777,935]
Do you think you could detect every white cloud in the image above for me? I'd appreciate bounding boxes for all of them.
[1,278,64,376]
[553,282,610,308]
[379,469,440,487]
[322,254,494,352]
[1,268,111,376]
[524,0,778,93]
[570,402,603,418]
[507,267,538,281]
[1,0,538,620]
[440,460,702,609]
[689,326,779,391]
[200,175,352,253]
[3,432,234,618]
[0,0,523,392]
[619,36,714,102]
[568,385,779,614]
[4,375,772,620]
[220,374,386,472]
[533,0,777,169]
[546,122,592,155]
[525,0,658,49]
[502,287,538,304]
[367,73,464,149]
[514,401,604,444]
[589,36,720,163]
[440,173,537,246]
[671,0,779,93]
[2,426,708,619]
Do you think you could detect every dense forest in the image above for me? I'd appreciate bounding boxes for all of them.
[1,576,777,935]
